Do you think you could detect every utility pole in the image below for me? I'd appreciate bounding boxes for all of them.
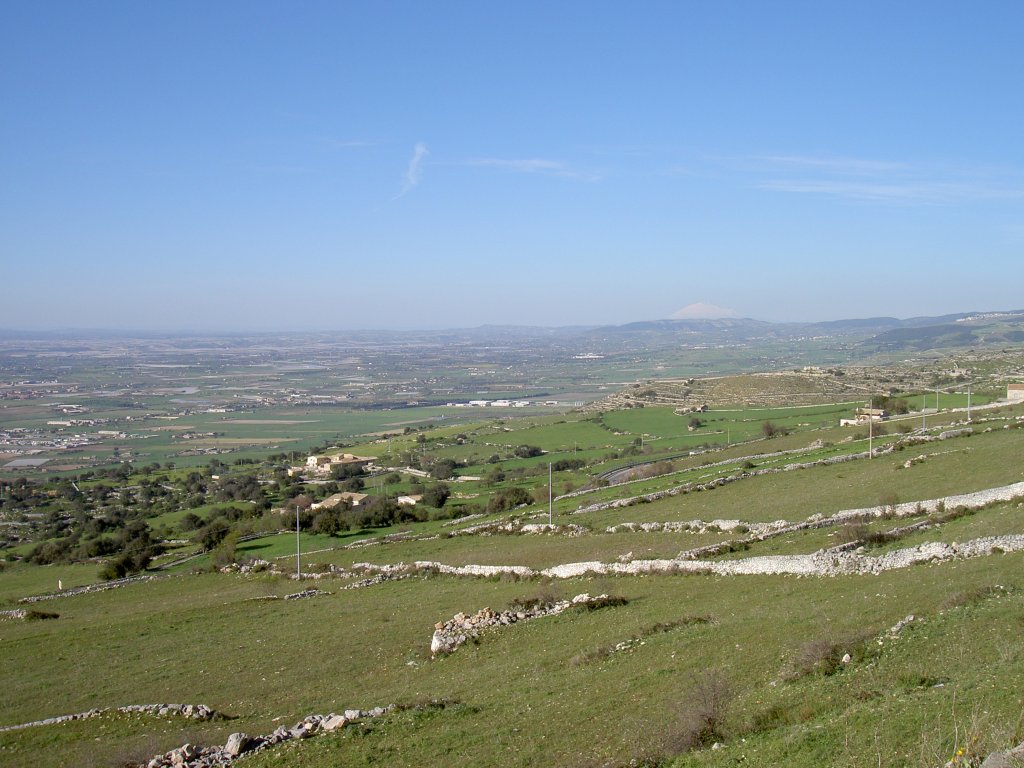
[868,412,873,459]
[548,462,553,526]
[295,505,301,579]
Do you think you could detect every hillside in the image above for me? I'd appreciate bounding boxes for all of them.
[2,380,1024,767]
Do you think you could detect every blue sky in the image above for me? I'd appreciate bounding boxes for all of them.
[3,2,1023,331]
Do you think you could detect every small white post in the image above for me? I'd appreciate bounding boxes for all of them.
[295,506,301,579]
[868,412,873,458]
[548,462,553,526]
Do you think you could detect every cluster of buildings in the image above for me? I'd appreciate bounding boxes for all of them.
[445,399,558,408]
[287,451,377,478]
[311,491,422,510]
[839,407,888,427]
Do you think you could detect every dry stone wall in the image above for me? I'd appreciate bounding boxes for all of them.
[0,703,221,734]
[430,593,615,656]
[142,707,394,768]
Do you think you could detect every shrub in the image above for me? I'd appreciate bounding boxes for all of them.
[571,595,629,611]
[486,486,533,514]
[312,507,350,536]
[509,586,561,611]
[879,491,900,512]
[570,646,613,666]
[781,630,873,681]
[749,703,792,733]
[211,531,240,569]
[940,585,1003,611]
[551,459,586,472]
[422,483,451,508]
[513,445,543,459]
[24,610,59,621]
[665,670,734,753]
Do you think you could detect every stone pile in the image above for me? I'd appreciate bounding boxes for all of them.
[143,707,394,768]
[430,593,611,656]
[0,703,220,734]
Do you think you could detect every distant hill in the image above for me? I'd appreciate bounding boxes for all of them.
[4,309,1024,360]
[863,312,1024,352]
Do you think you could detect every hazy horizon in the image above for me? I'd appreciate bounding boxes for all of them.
[2,304,1021,337]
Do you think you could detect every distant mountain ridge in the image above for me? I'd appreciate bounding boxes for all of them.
[3,309,1024,355]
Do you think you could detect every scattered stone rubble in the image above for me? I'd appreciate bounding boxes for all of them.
[0,703,220,734]
[430,594,613,656]
[885,614,915,639]
[141,707,394,768]
[0,609,31,620]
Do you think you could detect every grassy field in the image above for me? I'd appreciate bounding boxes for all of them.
[2,552,1022,767]
[2,394,1023,767]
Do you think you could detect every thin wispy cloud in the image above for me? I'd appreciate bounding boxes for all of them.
[467,157,601,182]
[739,153,1024,204]
[395,142,429,199]
[330,139,375,149]
[753,154,909,175]
[759,178,1024,203]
